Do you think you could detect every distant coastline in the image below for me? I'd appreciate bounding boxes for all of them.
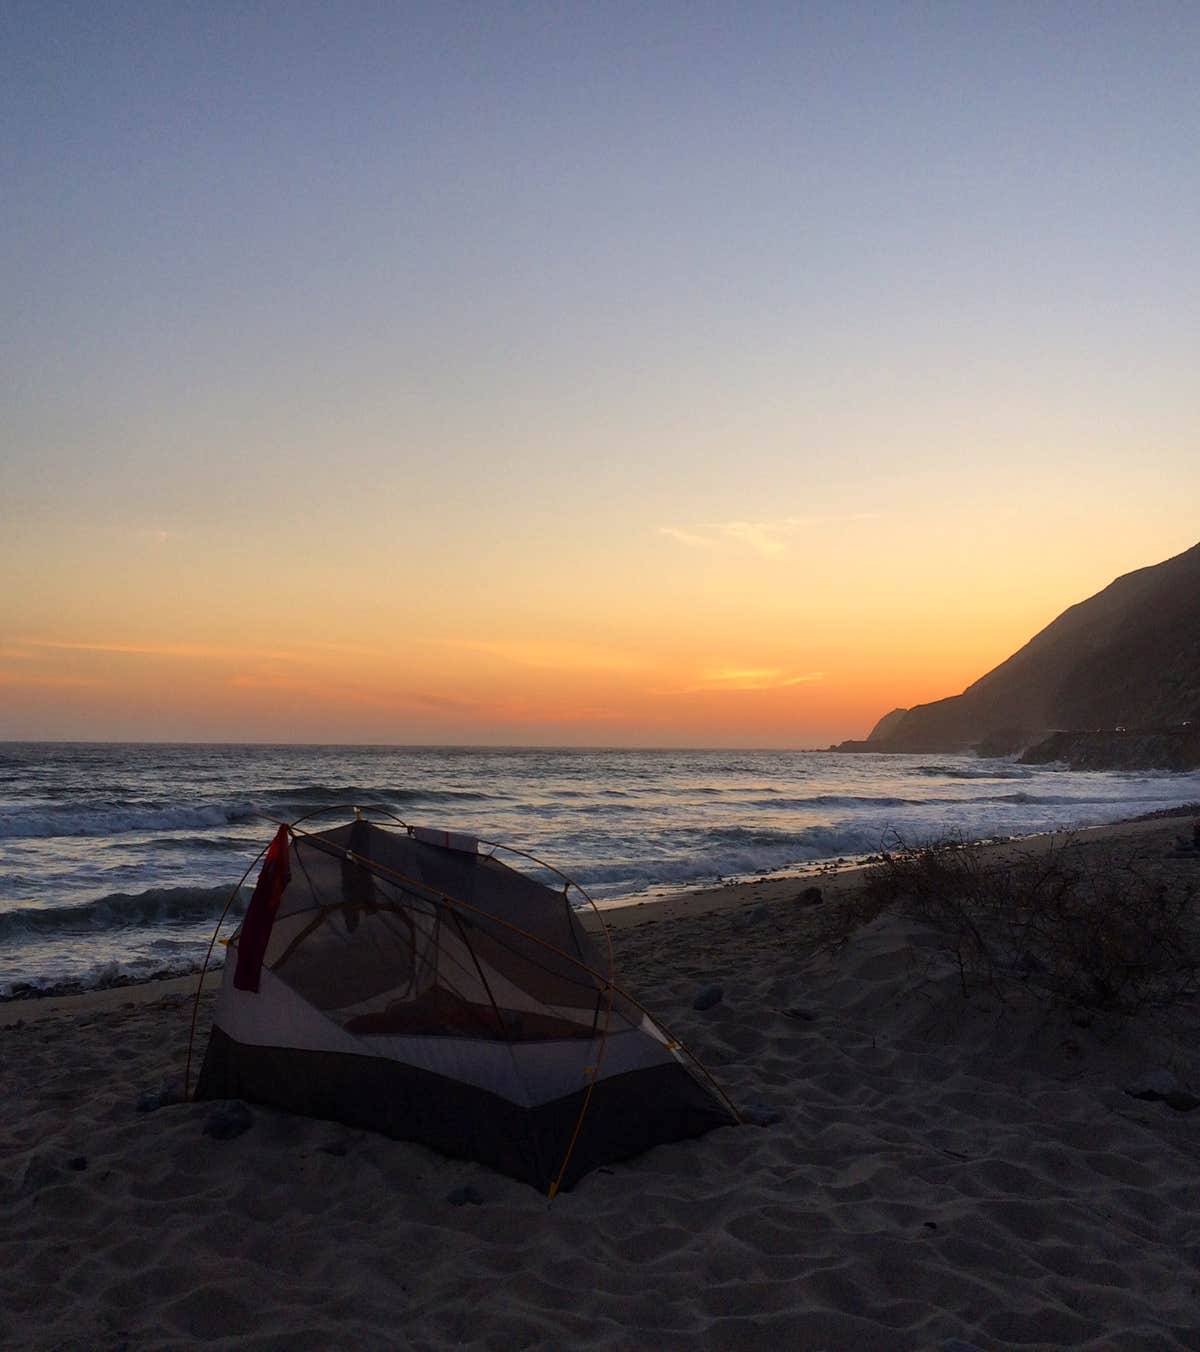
[833,724,1200,772]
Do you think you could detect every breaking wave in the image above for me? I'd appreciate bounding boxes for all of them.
[575,821,891,898]
[274,784,496,803]
[0,803,258,842]
[738,794,924,810]
[913,764,1034,780]
[0,951,223,1002]
[0,787,504,842]
[0,885,250,941]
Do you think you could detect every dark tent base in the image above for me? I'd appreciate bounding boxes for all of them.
[196,1028,737,1192]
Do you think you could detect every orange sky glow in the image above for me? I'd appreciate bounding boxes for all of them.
[3,510,1194,746]
[3,9,1197,747]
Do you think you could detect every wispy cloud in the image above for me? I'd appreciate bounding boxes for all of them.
[659,512,880,559]
[680,667,825,693]
[658,521,794,557]
[657,525,722,551]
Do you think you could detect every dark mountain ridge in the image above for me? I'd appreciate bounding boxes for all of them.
[838,541,1200,760]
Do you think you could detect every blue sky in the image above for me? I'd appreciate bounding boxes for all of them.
[2,2,1197,742]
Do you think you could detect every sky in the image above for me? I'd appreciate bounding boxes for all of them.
[2,1,1197,747]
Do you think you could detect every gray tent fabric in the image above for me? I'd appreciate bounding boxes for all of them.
[196,819,737,1191]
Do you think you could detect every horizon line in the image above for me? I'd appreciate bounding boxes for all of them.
[0,737,847,754]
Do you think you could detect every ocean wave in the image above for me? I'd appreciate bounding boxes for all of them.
[0,788,502,841]
[985,791,1129,806]
[0,951,223,1002]
[268,785,497,811]
[0,884,250,941]
[8,745,1200,995]
[131,833,251,853]
[574,821,892,897]
[0,803,259,841]
[913,764,1034,780]
[737,794,924,809]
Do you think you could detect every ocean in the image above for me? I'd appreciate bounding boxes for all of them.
[2,741,1199,998]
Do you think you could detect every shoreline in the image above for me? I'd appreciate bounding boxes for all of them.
[593,808,1199,928]
[5,808,1195,1027]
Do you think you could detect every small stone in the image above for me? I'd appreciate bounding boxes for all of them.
[1124,1068,1199,1110]
[67,1155,88,1172]
[693,984,724,1011]
[1126,1069,1183,1100]
[1164,1091,1200,1113]
[203,1101,253,1141]
[741,1101,782,1127]
[742,905,769,926]
[796,886,824,906]
[135,1078,182,1113]
[446,1185,484,1206]
[782,1007,816,1022]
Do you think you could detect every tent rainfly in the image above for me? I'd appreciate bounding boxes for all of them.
[193,817,738,1193]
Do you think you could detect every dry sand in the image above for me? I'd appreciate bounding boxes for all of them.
[3,818,1199,1349]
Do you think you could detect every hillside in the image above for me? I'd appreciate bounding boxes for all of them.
[839,541,1200,758]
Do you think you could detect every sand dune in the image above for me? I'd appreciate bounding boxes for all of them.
[3,819,1199,1349]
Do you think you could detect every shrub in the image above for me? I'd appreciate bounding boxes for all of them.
[861,835,1200,1014]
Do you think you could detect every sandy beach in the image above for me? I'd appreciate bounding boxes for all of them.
[3,816,1199,1350]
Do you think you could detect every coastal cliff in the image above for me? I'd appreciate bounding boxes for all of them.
[835,541,1200,767]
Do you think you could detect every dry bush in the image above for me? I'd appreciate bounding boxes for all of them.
[861,836,1200,1014]
[808,877,895,955]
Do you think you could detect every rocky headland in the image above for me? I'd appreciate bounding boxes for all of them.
[834,541,1200,770]
[1019,724,1200,772]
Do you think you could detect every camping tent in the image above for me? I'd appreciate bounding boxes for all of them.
[194,817,737,1192]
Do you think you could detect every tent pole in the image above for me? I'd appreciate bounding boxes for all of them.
[184,838,273,1100]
